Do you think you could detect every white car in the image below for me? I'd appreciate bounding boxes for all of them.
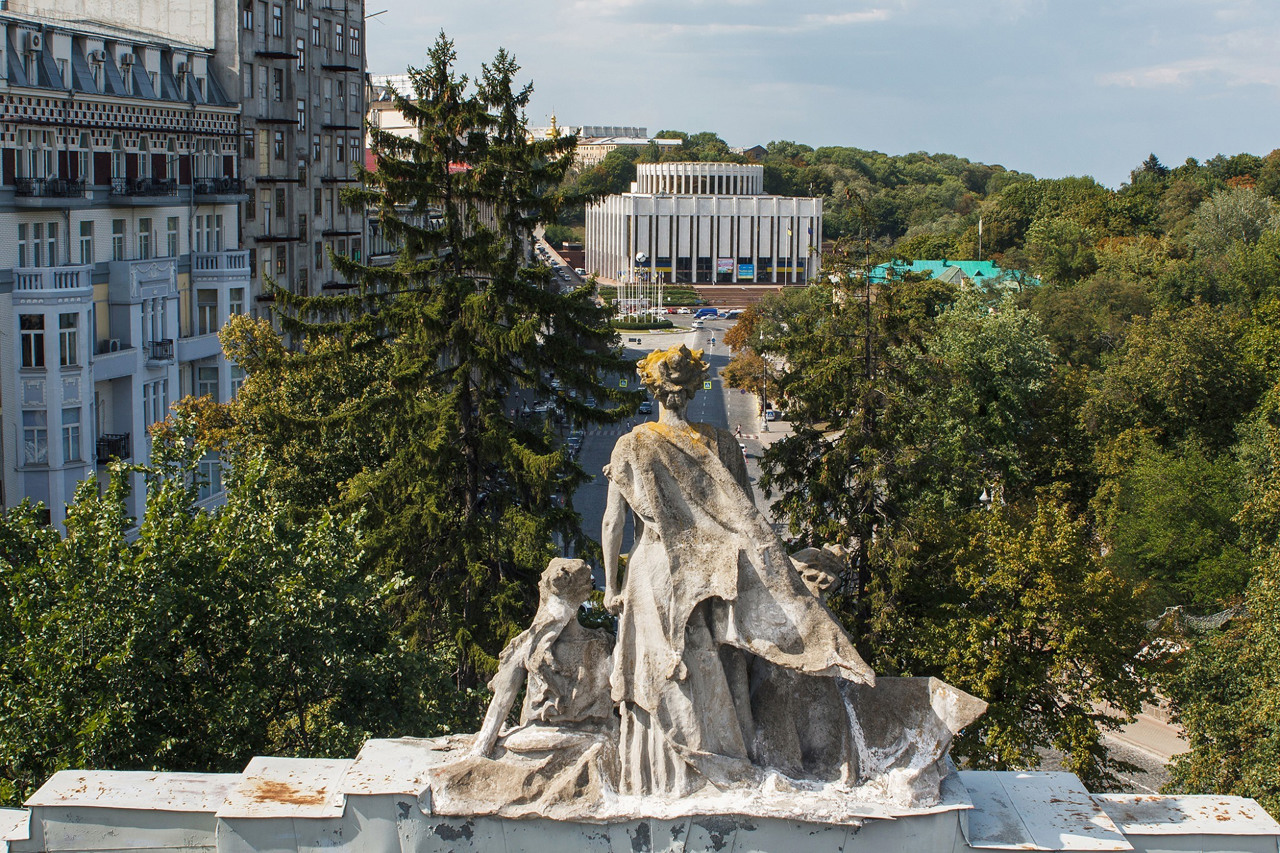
[691,320,705,329]
[676,307,691,314]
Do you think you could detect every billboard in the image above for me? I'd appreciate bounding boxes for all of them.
[716,258,734,275]
[737,263,755,278]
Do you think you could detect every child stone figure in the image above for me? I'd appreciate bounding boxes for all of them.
[471,557,613,758]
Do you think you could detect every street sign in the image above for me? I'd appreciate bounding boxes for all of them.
[620,379,628,387]
[703,380,712,390]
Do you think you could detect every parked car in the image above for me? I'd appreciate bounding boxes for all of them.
[694,307,719,319]
[765,409,779,421]
[676,307,692,315]
[574,268,586,276]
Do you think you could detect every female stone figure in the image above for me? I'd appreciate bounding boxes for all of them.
[602,344,875,797]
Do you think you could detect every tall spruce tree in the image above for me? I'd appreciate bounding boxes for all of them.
[269,34,633,678]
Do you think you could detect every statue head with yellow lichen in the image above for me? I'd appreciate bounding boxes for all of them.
[636,344,709,415]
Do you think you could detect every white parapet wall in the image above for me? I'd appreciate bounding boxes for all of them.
[6,740,1279,853]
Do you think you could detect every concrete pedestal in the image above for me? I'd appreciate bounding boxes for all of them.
[5,739,1278,853]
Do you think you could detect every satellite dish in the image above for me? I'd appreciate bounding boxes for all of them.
[635,252,649,264]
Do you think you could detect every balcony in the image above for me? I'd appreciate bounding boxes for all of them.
[14,177,90,208]
[111,177,179,202]
[13,264,94,297]
[147,339,175,363]
[96,433,131,464]
[193,177,248,200]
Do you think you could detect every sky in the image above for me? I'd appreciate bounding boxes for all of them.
[363,0,1280,188]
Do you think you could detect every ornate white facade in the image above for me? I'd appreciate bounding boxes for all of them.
[0,10,248,525]
[586,162,821,285]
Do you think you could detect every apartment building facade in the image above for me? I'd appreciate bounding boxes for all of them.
[227,0,367,299]
[0,9,250,525]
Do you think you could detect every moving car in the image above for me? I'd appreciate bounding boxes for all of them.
[637,401,653,415]
[691,320,706,329]
[694,307,719,319]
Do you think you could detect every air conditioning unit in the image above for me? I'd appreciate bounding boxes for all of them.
[175,61,188,75]
[87,49,106,63]
[119,52,135,66]
[25,32,43,52]
[108,338,121,352]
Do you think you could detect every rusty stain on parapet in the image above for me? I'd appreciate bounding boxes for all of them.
[217,757,351,820]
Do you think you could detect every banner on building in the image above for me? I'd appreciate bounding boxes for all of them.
[716,258,734,275]
[737,263,755,277]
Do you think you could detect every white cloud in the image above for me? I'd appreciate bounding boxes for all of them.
[1100,25,1280,90]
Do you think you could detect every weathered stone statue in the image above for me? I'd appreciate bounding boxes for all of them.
[430,558,616,817]
[601,344,876,797]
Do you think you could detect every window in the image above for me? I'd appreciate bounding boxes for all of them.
[350,27,360,55]
[311,16,321,46]
[271,4,283,37]
[229,287,246,315]
[312,134,321,162]
[314,187,322,215]
[58,314,78,367]
[194,214,205,252]
[246,193,256,221]
[242,5,253,29]
[197,289,218,335]
[297,98,306,129]
[197,365,219,399]
[272,66,283,101]
[166,216,179,257]
[79,221,93,264]
[20,315,44,368]
[243,129,255,161]
[295,0,305,9]
[334,23,344,52]
[198,453,222,500]
[335,136,345,167]
[231,365,247,396]
[249,249,258,278]
[18,223,28,267]
[296,38,305,71]
[214,215,224,251]
[243,63,254,99]
[351,238,362,263]
[42,221,57,266]
[137,217,152,260]
[62,408,81,463]
[275,187,286,218]
[111,219,125,261]
[143,379,169,426]
[275,245,287,275]
[23,411,48,465]
[274,130,285,160]
[314,240,323,269]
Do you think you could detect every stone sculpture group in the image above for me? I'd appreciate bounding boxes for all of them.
[435,344,986,822]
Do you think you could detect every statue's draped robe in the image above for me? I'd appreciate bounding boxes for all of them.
[605,422,873,795]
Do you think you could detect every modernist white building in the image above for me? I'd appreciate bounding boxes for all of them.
[0,8,249,526]
[586,162,821,285]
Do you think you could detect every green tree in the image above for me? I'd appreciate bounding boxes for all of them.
[1187,186,1280,256]
[266,35,634,675]
[0,424,456,807]
[1083,304,1264,454]
[1164,426,1280,817]
[877,491,1150,789]
[1025,216,1098,285]
[1097,436,1250,610]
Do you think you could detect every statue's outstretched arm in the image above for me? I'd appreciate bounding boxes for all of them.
[602,478,626,614]
[471,634,530,757]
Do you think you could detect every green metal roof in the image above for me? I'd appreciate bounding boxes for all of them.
[873,259,1041,291]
